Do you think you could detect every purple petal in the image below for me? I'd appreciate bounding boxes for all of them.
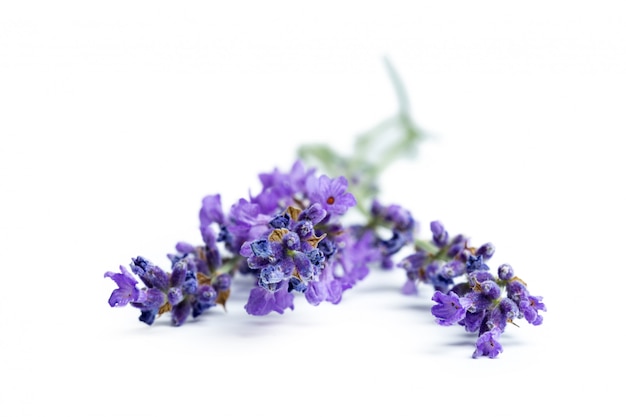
[431,291,467,326]
[325,279,343,304]
[104,266,139,307]
[196,285,217,305]
[244,286,294,316]
[244,287,275,315]
[298,203,327,225]
[171,299,192,326]
[293,251,314,281]
[304,281,326,306]
[401,279,418,295]
[199,194,225,227]
[168,287,184,306]
[169,261,187,288]
[473,329,503,359]
[132,288,165,310]
[271,285,295,313]
[175,242,196,254]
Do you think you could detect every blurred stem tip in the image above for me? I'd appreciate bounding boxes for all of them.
[297,56,426,214]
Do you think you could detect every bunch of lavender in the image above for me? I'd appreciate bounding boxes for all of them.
[103,59,545,358]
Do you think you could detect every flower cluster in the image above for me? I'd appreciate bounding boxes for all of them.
[103,63,546,357]
[398,220,546,358]
[105,161,388,322]
[105,255,224,326]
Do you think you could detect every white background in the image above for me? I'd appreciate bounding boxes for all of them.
[1,1,624,416]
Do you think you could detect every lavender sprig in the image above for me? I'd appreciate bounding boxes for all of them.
[103,59,546,358]
[398,220,546,358]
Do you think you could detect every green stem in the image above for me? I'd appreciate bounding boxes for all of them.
[413,238,439,255]
[216,255,244,277]
[297,57,425,215]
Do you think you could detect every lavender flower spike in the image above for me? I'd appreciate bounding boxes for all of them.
[431,291,469,326]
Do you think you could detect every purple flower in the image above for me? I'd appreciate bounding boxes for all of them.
[466,254,489,273]
[168,287,185,306]
[249,187,285,215]
[519,295,546,325]
[486,298,519,331]
[401,279,418,295]
[503,277,547,326]
[192,284,218,318]
[130,256,169,291]
[269,213,291,229]
[132,288,165,311]
[104,266,139,307]
[138,309,157,325]
[464,279,500,313]
[430,221,448,248]
[200,194,224,227]
[105,255,226,326]
[379,230,407,257]
[425,260,454,293]
[305,267,343,305]
[332,227,381,291]
[475,242,495,261]
[244,284,294,316]
[200,194,225,226]
[365,200,417,270]
[505,279,528,303]
[288,277,308,293]
[227,198,271,252]
[251,161,317,214]
[174,241,196,254]
[398,251,428,292]
[297,203,327,225]
[258,160,316,199]
[306,174,356,216]
[259,264,290,287]
[468,270,494,285]
[167,241,217,276]
[440,260,466,280]
[239,203,341,312]
[431,291,469,326]
[497,264,515,280]
[172,298,192,326]
[199,194,225,245]
[461,310,486,333]
[447,234,469,258]
[473,329,503,359]
[371,200,416,232]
